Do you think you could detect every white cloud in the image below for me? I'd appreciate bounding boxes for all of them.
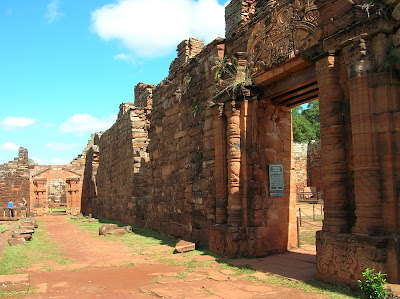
[114,53,137,64]
[31,157,41,163]
[52,158,69,165]
[45,123,55,128]
[0,117,37,130]
[46,142,78,151]
[114,53,130,61]
[0,142,20,151]
[91,0,226,57]
[45,0,63,24]
[60,113,117,135]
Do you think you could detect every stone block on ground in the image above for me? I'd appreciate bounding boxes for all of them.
[0,274,30,291]
[101,225,132,236]
[99,224,118,235]
[13,229,34,235]
[12,232,33,241]
[99,224,131,236]
[82,218,99,223]
[386,284,400,297]
[174,240,196,253]
[19,224,35,231]
[22,220,38,228]
[8,238,26,246]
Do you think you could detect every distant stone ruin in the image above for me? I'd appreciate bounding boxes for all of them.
[0,135,97,217]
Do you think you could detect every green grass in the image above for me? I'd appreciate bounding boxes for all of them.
[71,216,176,254]
[265,274,357,299]
[0,289,35,298]
[0,219,73,275]
[299,226,318,247]
[0,225,7,233]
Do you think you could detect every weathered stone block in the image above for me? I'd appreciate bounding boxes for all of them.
[99,223,132,236]
[174,240,196,253]
[8,238,26,246]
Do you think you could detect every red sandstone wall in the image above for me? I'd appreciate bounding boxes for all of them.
[307,141,322,190]
[0,149,30,209]
[94,103,151,226]
[146,40,224,243]
[81,144,100,215]
[293,142,322,192]
[293,143,308,192]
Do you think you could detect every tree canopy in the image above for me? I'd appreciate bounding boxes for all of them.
[292,100,320,143]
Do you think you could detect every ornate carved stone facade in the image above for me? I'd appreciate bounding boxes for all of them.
[247,0,320,75]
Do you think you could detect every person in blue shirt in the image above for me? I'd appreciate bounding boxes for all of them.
[8,200,14,218]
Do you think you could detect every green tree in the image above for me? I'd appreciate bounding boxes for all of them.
[292,100,320,143]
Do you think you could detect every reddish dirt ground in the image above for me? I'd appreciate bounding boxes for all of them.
[6,215,330,299]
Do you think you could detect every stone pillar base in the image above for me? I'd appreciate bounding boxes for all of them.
[316,231,400,284]
[209,224,272,258]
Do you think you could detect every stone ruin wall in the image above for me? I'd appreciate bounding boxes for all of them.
[80,135,101,215]
[85,39,225,243]
[83,35,300,255]
[0,148,30,208]
[91,102,151,227]
[146,39,223,243]
[293,142,322,192]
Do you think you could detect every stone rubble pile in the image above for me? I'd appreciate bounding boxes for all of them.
[8,218,37,246]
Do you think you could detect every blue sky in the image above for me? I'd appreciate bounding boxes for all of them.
[0,0,227,165]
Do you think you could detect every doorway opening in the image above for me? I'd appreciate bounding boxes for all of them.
[47,178,67,215]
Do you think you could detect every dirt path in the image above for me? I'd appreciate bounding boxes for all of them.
[19,215,329,299]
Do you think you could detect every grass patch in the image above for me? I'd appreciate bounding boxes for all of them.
[0,219,73,275]
[0,226,7,234]
[299,226,318,247]
[251,273,357,298]
[220,263,256,276]
[0,289,35,298]
[71,217,176,253]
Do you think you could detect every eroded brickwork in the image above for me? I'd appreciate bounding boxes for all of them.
[93,103,151,226]
[0,148,30,208]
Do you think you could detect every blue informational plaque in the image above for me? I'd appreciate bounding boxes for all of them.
[269,164,284,197]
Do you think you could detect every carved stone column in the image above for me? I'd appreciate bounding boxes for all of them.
[315,54,350,233]
[226,101,242,226]
[214,103,228,224]
[342,38,383,235]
